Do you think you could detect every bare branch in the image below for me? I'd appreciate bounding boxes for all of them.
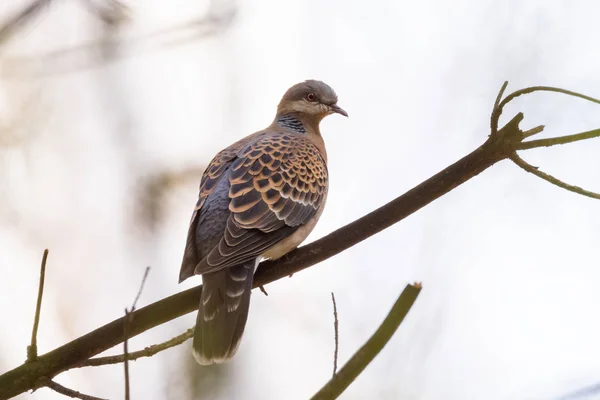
[0,132,507,398]
[331,292,339,377]
[27,249,48,361]
[517,128,600,151]
[498,86,600,110]
[488,83,600,201]
[490,81,508,137]
[130,266,150,311]
[123,309,131,400]
[521,125,545,139]
[0,112,543,399]
[79,329,193,367]
[123,266,151,400]
[311,283,422,400]
[0,0,52,46]
[490,83,600,145]
[43,379,107,400]
[510,153,600,200]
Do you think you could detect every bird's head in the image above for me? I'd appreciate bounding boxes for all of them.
[276,80,348,121]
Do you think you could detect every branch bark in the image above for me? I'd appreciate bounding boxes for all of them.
[0,126,511,399]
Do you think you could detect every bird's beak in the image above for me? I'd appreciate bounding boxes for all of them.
[330,104,348,117]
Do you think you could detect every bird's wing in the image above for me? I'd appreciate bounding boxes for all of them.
[189,131,328,276]
[179,133,259,282]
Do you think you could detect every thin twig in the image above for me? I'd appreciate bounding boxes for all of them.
[490,81,508,137]
[499,86,600,110]
[331,292,339,377]
[27,249,48,361]
[44,379,107,400]
[517,128,600,151]
[259,285,269,296]
[488,84,600,202]
[510,153,600,200]
[79,329,194,367]
[124,266,151,400]
[312,283,422,400]
[131,267,151,311]
[490,83,600,145]
[521,125,545,140]
[0,0,52,45]
[123,309,131,400]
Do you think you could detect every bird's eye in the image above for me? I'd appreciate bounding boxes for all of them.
[306,92,316,102]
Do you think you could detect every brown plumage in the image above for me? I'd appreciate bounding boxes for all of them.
[179,80,347,365]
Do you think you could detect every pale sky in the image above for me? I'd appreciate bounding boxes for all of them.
[1,1,600,399]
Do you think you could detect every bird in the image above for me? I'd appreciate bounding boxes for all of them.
[179,80,347,365]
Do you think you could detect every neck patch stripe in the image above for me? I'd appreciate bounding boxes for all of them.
[277,114,306,134]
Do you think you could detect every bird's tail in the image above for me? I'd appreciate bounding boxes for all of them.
[192,262,254,365]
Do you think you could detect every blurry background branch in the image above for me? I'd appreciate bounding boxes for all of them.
[555,381,600,400]
[138,166,207,230]
[79,0,129,25]
[0,0,237,78]
[2,82,600,398]
[0,0,52,46]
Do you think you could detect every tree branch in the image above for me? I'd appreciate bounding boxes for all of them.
[0,129,504,399]
[78,328,193,367]
[311,283,422,400]
[27,249,48,361]
[1,83,600,399]
[516,128,600,151]
[123,309,131,400]
[42,379,107,400]
[123,266,151,400]
[510,153,600,199]
[331,292,339,377]
[0,129,513,399]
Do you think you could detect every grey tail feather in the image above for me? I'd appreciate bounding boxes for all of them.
[192,262,254,365]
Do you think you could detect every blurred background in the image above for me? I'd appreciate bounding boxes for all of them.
[2,0,600,399]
